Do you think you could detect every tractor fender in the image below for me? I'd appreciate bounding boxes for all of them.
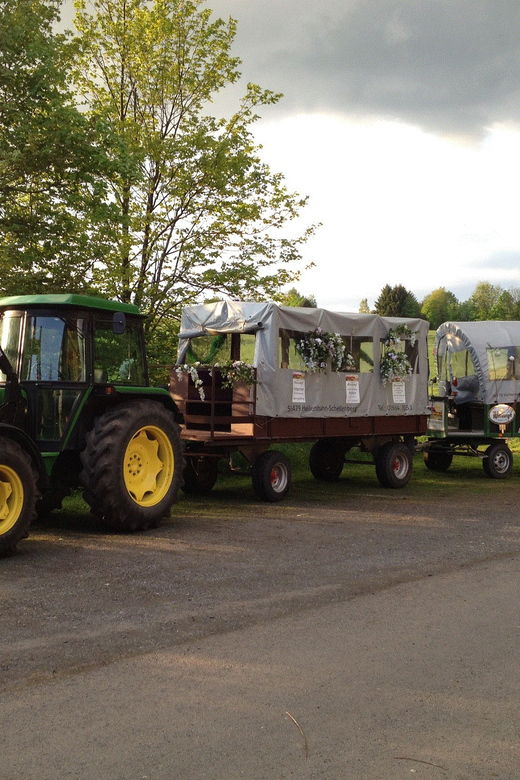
[96,387,183,423]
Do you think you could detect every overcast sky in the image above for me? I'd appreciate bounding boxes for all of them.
[61,0,520,311]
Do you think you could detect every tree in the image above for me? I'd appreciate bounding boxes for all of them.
[71,0,314,355]
[279,287,317,307]
[0,0,112,294]
[358,298,370,313]
[469,282,503,320]
[490,288,520,320]
[421,287,459,329]
[374,284,421,318]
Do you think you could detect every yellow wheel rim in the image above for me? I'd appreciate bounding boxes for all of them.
[0,465,24,535]
[123,425,174,507]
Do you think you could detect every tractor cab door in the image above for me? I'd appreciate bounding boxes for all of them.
[18,314,89,447]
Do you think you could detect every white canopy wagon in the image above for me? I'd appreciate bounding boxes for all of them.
[423,320,520,478]
[170,301,430,500]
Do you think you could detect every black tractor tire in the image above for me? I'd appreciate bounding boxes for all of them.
[80,401,184,532]
[375,440,413,489]
[309,439,347,482]
[482,442,513,479]
[182,457,219,495]
[423,448,453,472]
[252,450,291,502]
[0,437,39,555]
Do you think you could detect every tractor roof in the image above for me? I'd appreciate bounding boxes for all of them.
[0,293,142,316]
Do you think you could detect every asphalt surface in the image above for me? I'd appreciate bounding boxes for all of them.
[1,466,519,779]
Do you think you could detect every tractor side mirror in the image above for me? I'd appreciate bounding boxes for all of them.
[113,311,126,335]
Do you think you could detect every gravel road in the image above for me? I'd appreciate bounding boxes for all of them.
[1,464,518,778]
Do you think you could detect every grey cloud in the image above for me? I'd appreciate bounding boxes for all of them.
[59,0,520,136]
[475,251,520,270]
[211,0,520,136]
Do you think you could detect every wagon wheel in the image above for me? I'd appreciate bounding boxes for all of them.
[424,448,453,472]
[375,441,412,489]
[182,457,219,495]
[309,439,348,482]
[252,450,291,502]
[482,442,513,479]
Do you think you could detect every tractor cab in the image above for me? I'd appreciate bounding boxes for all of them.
[0,294,147,450]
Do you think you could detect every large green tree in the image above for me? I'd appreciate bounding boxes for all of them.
[71,0,313,351]
[421,287,459,329]
[374,284,421,318]
[0,0,111,293]
[468,282,503,320]
[491,288,520,320]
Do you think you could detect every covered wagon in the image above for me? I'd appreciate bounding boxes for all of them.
[170,301,430,499]
[424,320,520,477]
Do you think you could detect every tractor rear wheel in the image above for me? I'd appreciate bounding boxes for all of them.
[80,401,184,532]
[0,438,39,555]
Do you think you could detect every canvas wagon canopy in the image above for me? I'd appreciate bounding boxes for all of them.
[178,301,430,419]
[435,320,520,405]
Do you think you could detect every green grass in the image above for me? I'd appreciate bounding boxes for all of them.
[58,437,520,521]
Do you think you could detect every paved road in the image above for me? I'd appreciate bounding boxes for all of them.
[1,470,519,779]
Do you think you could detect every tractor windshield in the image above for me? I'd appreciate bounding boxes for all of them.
[21,316,87,382]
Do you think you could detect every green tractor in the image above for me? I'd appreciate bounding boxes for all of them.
[0,294,184,555]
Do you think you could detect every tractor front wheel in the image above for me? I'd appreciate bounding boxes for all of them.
[0,438,39,555]
[81,401,184,532]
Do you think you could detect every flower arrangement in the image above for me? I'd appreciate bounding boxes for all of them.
[174,361,257,399]
[380,325,418,384]
[174,363,206,399]
[218,361,256,390]
[295,327,356,373]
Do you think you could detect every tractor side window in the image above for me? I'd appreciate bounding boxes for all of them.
[93,316,146,385]
[21,316,87,382]
[486,347,520,380]
[0,312,22,380]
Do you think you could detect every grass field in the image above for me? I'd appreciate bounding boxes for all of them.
[59,436,520,522]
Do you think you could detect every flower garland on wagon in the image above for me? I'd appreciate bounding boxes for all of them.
[380,324,418,384]
[295,327,356,373]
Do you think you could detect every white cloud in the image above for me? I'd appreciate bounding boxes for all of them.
[254,115,520,310]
